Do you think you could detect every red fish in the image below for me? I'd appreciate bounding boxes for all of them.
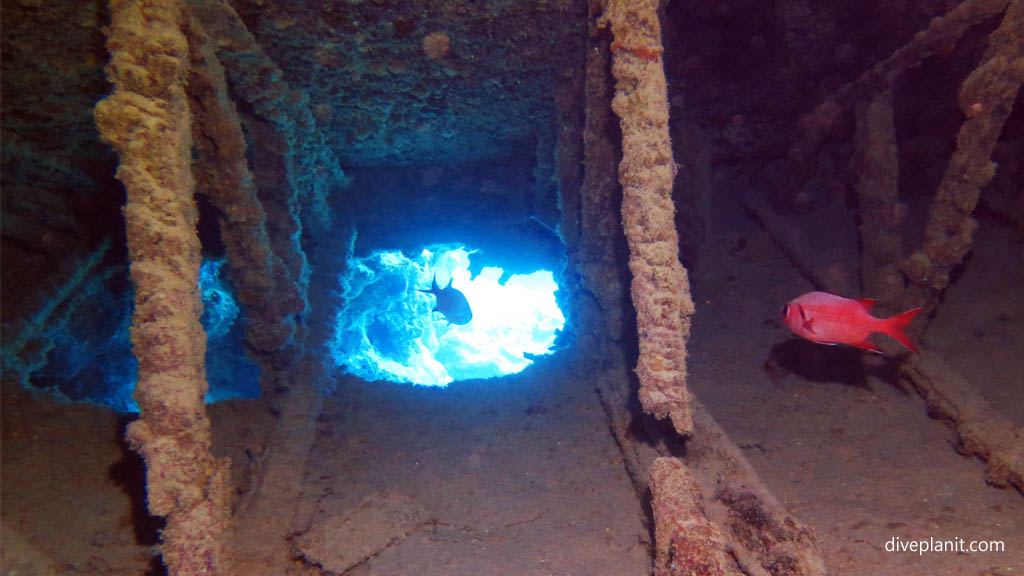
[781,291,921,353]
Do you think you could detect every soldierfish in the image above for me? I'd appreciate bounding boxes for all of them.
[781,291,921,353]
[419,274,473,325]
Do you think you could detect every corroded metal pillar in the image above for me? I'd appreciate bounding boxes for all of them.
[601,0,696,437]
[94,1,230,573]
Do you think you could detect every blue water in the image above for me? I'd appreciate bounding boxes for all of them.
[331,245,565,385]
[35,258,260,412]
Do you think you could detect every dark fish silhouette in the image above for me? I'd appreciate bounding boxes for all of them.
[419,275,473,325]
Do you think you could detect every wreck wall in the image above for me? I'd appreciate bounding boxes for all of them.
[0,1,120,390]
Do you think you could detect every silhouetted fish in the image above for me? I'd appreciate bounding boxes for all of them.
[419,274,472,325]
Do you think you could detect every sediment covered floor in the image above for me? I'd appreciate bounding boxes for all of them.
[3,211,1023,576]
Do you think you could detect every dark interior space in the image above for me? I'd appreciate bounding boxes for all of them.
[2,0,1022,575]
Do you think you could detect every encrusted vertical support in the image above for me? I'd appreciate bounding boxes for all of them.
[565,0,653,504]
[786,0,1011,206]
[181,8,350,572]
[899,0,1023,316]
[185,0,309,377]
[93,1,230,573]
[852,91,905,302]
[569,0,631,352]
[185,0,351,381]
[185,16,302,365]
[185,0,341,240]
[600,0,695,437]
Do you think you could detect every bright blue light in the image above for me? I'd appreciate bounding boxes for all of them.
[200,259,239,341]
[331,246,565,385]
[31,257,260,413]
[118,258,260,411]
[199,258,261,405]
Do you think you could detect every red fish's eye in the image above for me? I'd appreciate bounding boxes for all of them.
[781,304,789,317]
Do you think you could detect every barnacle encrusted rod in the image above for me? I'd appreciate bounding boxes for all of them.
[786,0,1012,201]
[649,458,742,575]
[186,16,300,364]
[902,0,1024,314]
[852,92,905,304]
[600,0,696,436]
[93,1,231,573]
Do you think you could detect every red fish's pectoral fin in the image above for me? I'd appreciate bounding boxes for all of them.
[797,305,817,334]
[856,297,877,311]
[802,319,817,334]
[850,338,884,354]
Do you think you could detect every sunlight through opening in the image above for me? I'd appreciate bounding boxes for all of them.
[331,245,565,385]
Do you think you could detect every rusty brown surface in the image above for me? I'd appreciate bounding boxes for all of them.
[601,0,696,438]
[93,0,231,573]
[649,457,741,576]
[898,0,1023,316]
[186,15,302,366]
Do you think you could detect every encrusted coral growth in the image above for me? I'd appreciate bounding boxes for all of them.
[903,350,1024,492]
[181,10,351,573]
[93,1,230,573]
[775,1,1023,492]
[595,366,830,575]
[563,7,826,573]
[820,2,1024,309]
[561,0,649,500]
[649,458,742,576]
[186,0,346,238]
[852,92,905,302]
[185,0,349,372]
[686,399,827,576]
[900,0,1023,314]
[185,16,302,365]
[561,0,631,354]
[787,0,1011,200]
[751,190,1024,493]
[600,0,695,437]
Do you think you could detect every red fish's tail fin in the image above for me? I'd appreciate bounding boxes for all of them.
[883,307,922,353]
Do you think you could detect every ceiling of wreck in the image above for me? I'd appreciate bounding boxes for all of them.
[3,0,1016,405]
[229,0,586,166]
